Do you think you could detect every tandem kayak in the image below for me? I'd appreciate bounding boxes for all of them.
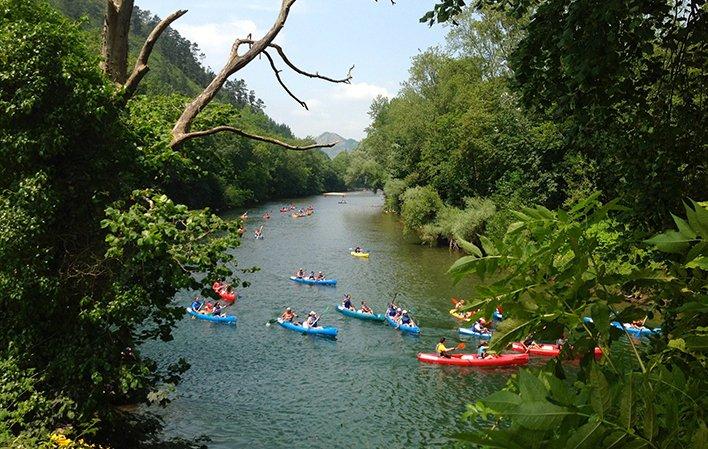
[186,307,237,325]
[449,308,476,321]
[511,342,603,359]
[610,321,661,337]
[417,352,529,367]
[335,305,384,321]
[384,314,420,334]
[458,327,492,340]
[212,282,236,302]
[350,251,370,258]
[289,276,337,286]
[276,318,338,337]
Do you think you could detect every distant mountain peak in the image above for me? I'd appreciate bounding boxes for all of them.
[315,132,358,159]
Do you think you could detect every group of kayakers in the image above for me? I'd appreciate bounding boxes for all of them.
[386,301,417,327]
[291,205,315,218]
[191,297,227,317]
[294,268,327,280]
[436,337,489,359]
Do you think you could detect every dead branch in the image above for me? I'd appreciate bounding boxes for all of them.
[170,0,353,151]
[123,9,188,99]
[262,50,308,110]
[173,125,337,151]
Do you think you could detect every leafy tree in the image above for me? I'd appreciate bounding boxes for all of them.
[449,196,708,448]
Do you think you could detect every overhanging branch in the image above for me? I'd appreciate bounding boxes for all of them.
[123,9,188,99]
[175,126,337,151]
[262,50,308,109]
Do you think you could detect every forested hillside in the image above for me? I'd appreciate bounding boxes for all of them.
[49,0,345,209]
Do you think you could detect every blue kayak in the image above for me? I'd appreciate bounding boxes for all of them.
[458,327,492,340]
[335,305,385,321]
[610,321,661,337]
[277,318,338,337]
[384,314,420,334]
[289,276,337,286]
[186,307,237,325]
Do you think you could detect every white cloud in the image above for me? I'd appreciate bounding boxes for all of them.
[173,20,262,70]
[334,82,392,101]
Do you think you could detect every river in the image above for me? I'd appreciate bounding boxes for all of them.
[151,192,520,448]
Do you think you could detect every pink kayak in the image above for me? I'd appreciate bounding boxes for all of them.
[416,352,529,367]
[511,342,603,359]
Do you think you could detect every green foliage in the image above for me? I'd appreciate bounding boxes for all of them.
[451,196,708,448]
[383,178,409,213]
[400,185,443,232]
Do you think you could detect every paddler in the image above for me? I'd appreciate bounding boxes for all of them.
[191,297,203,312]
[296,268,305,279]
[303,311,319,328]
[360,301,373,314]
[342,294,354,310]
[436,337,455,358]
[473,318,490,334]
[477,341,489,359]
[399,310,415,327]
[280,307,297,322]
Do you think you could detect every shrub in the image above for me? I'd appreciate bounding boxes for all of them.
[400,185,443,231]
[383,178,408,213]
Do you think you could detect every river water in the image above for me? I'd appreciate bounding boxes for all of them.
[152,192,519,448]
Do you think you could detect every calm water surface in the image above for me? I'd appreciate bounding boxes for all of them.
[150,193,521,448]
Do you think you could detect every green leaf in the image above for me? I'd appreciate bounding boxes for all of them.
[685,256,708,271]
[692,421,708,449]
[482,390,522,413]
[672,213,697,239]
[565,420,604,449]
[645,230,693,254]
[518,370,548,402]
[589,365,610,418]
[511,401,572,430]
[619,373,635,429]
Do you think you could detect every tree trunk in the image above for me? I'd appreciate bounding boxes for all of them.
[101,0,134,84]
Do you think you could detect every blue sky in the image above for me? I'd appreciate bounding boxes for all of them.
[136,0,447,140]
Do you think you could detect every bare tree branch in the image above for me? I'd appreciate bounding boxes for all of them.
[262,50,309,109]
[174,126,338,151]
[170,0,353,150]
[123,9,188,99]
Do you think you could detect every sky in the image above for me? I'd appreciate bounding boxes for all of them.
[135,0,448,140]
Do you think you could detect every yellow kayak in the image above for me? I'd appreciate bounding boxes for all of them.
[449,308,476,322]
[351,251,370,258]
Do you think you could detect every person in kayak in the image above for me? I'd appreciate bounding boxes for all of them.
[280,307,297,322]
[387,303,397,316]
[473,318,491,335]
[399,310,415,327]
[191,297,203,312]
[436,337,455,358]
[295,268,305,279]
[393,307,403,320]
[354,246,363,253]
[360,301,373,314]
[308,271,316,280]
[342,294,354,310]
[477,341,489,358]
[315,271,325,280]
[212,303,223,316]
[303,311,319,328]
[202,301,214,314]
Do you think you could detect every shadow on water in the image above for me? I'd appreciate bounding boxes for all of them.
[145,192,512,448]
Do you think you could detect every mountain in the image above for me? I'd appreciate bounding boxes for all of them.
[315,132,359,159]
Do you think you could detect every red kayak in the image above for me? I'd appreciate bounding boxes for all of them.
[511,342,602,359]
[212,282,236,303]
[416,352,529,367]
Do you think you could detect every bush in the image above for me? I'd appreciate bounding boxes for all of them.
[383,178,408,213]
[400,185,443,231]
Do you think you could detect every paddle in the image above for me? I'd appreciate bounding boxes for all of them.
[455,342,466,350]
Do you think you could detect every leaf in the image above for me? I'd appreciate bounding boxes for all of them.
[511,401,572,430]
[685,256,708,271]
[589,365,610,418]
[645,230,693,254]
[479,234,498,256]
[518,370,548,402]
[692,421,708,449]
[482,390,522,413]
[619,373,634,429]
[672,213,697,239]
[565,420,604,449]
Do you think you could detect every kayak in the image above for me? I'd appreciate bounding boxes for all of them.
[335,305,384,321]
[350,251,370,258]
[289,276,337,286]
[458,327,492,340]
[212,282,236,302]
[511,342,603,359]
[186,307,237,325]
[384,314,420,334]
[417,352,529,367]
[449,308,476,321]
[610,321,662,337]
[277,318,338,337]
